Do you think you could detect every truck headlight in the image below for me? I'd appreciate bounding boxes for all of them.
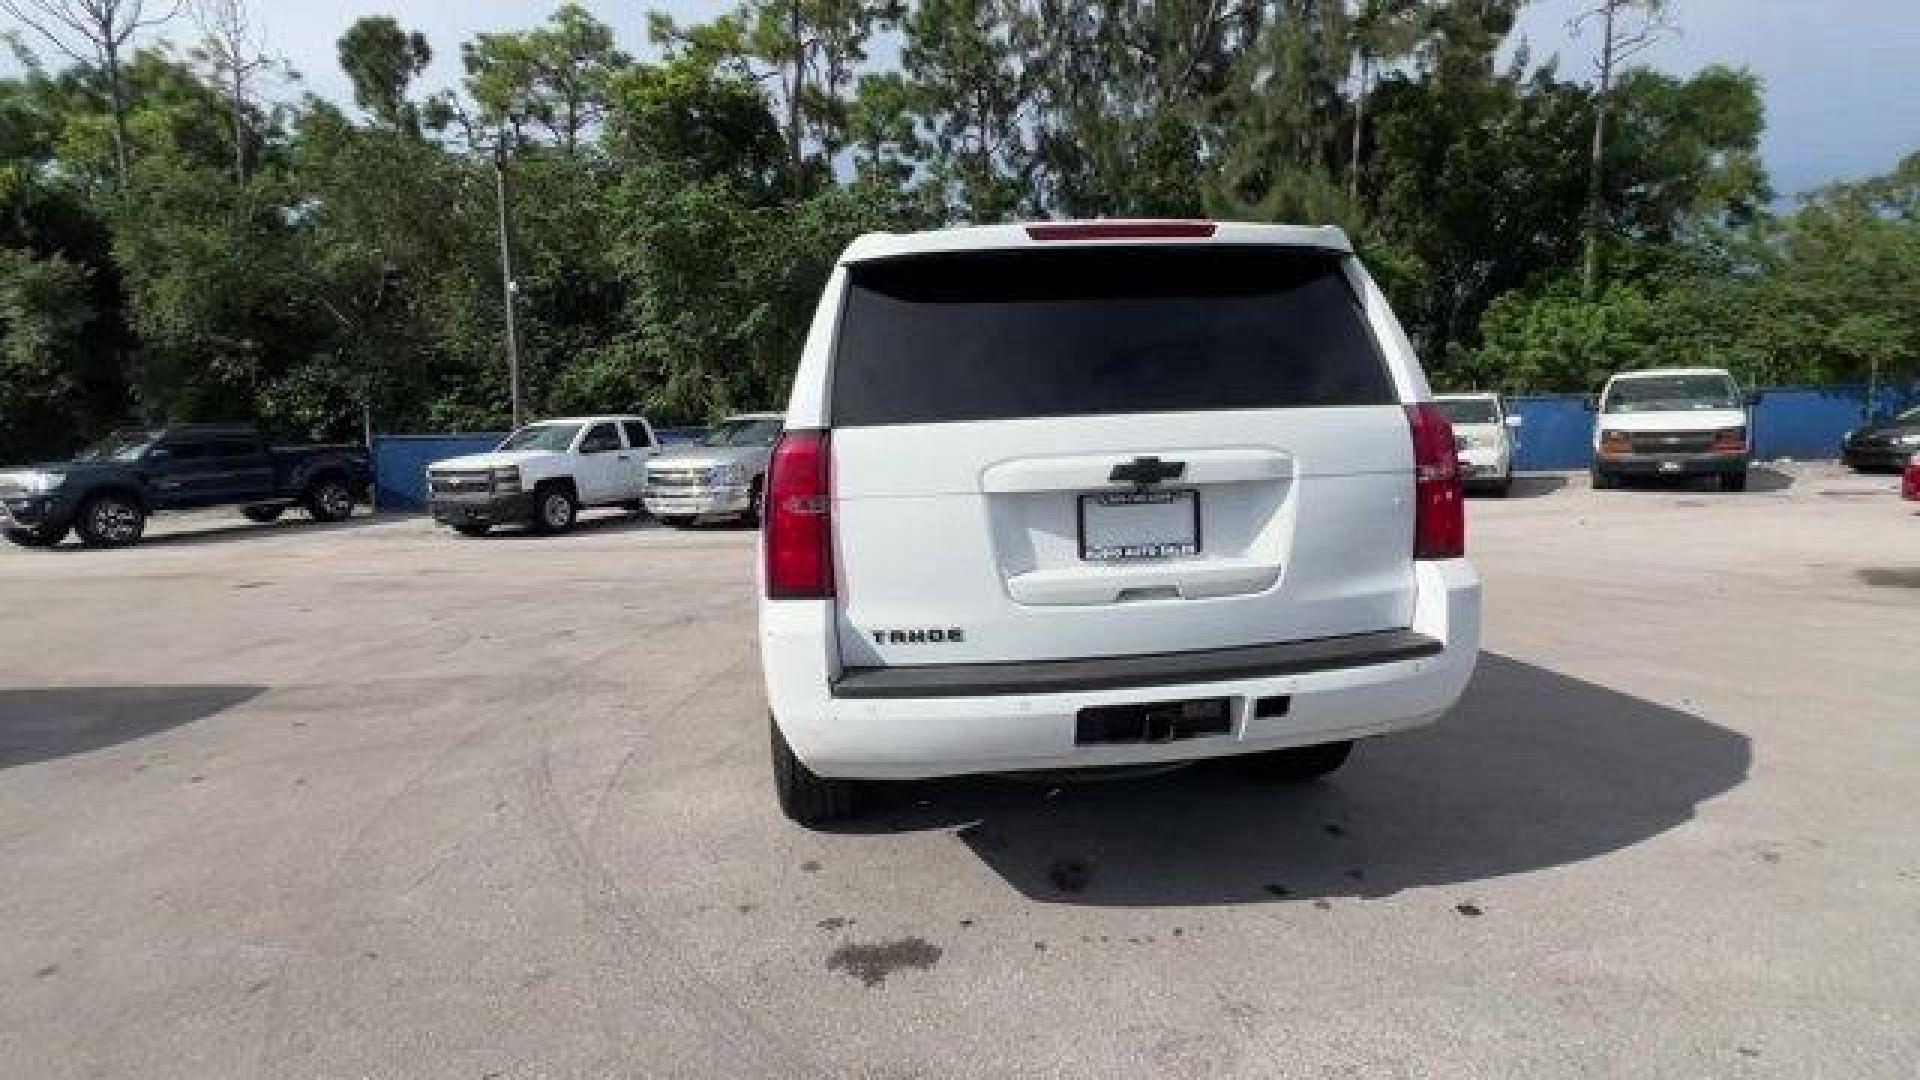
[492,467,522,493]
[12,471,66,494]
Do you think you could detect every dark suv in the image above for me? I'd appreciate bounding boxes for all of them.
[0,424,370,549]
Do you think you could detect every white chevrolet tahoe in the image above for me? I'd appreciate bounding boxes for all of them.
[1435,393,1523,497]
[1588,367,1751,491]
[756,220,1482,825]
[427,415,657,536]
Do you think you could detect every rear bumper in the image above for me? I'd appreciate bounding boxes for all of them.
[1595,452,1747,477]
[1457,447,1509,484]
[762,560,1481,780]
[429,492,533,526]
[1843,447,1915,473]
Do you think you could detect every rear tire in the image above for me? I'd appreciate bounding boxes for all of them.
[241,505,285,523]
[75,493,146,548]
[657,514,695,528]
[771,714,861,826]
[531,483,577,535]
[1720,470,1748,492]
[4,524,67,548]
[1241,740,1354,783]
[452,522,491,537]
[740,479,764,527]
[305,477,355,522]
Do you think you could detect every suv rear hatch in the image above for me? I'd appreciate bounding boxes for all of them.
[827,240,1415,669]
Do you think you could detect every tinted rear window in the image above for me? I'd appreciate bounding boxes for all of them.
[1436,399,1500,425]
[830,246,1394,427]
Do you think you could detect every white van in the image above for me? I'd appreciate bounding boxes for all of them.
[757,220,1482,824]
[1434,393,1522,496]
[1589,368,1751,491]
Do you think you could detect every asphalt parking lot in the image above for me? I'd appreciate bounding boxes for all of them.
[2,463,1916,1079]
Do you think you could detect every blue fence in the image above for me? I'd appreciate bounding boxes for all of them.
[372,433,504,510]
[370,385,1916,507]
[1508,383,1918,472]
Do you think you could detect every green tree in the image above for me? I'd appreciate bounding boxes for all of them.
[1,0,180,181]
[896,0,1030,221]
[0,246,99,458]
[460,4,629,156]
[653,0,900,196]
[336,16,431,137]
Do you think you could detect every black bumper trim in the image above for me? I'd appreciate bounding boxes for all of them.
[1,496,71,530]
[831,628,1443,700]
[429,492,534,524]
[1597,455,1747,477]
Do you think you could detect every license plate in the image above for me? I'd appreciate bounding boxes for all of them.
[1658,460,1683,473]
[1079,489,1200,561]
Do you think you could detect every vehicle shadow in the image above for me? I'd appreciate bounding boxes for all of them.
[1498,475,1568,499]
[1747,465,1795,492]
[479,510,656,539]
[40,516,383,551]
[1605,465,1794,494]
[829,653,1750,906]
[0,685,264,769]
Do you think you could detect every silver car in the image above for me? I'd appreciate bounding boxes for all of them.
[642,413,784,526]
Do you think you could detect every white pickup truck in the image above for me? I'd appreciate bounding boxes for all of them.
[426,415,658,536]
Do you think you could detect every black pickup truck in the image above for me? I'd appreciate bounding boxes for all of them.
[0,424,371,549]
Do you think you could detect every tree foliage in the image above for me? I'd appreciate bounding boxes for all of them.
[0,0,1913,465]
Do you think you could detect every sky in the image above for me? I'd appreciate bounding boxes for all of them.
[12,1,1920,200]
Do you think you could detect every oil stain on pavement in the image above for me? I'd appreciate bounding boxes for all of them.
[826,937,943,987]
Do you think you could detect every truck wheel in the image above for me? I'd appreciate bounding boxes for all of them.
[532,483,577,535]
[657,515,695,528]
[75,493,146,548]
[305,477,355,522]
[4,524,67,548]
[1241,740,1354,783]
[741,478,764,527]
[242,505,285,523]
[771,714,861,826]
[1720,471,1748,493]
[452,522,491,537]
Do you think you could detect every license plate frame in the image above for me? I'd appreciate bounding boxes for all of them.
[1078,488,1202,562]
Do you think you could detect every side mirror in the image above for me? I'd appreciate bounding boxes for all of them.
[1504,414,1524,429]
[1584,395,1599,413]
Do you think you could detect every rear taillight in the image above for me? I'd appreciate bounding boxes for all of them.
[1407,403,1465,560]
[1712,427,1747,453]
[764,429,834,599]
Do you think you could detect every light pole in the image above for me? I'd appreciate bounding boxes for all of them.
[494,141,524,430]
